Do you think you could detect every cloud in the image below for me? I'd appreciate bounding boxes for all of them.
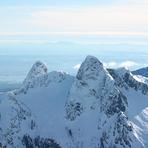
[73,64,81,70]
[104,62,117,67]
[23,6,148,33]
[74,61,139,71]
[0,4,148,35]
[0,5,148,35]
[0,1,148,41]
[104,61,139,69]
[129,0,148,5]
[119,61,138,68]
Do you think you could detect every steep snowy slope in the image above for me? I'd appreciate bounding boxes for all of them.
[0,56,148,148]
[108,67,148,147]
[65,56,141,148]
[0,61,74,148]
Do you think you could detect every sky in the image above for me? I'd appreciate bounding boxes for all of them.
[0,0,148,46]
[0,0,148,38]
[0,0,148,48]
[0,0,148,83]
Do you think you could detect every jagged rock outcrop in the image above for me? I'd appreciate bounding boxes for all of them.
[22,135,61,148]
[108,67,148,95]
[23,61,48,85]
[16,61,70,94]
[0,92,34,147]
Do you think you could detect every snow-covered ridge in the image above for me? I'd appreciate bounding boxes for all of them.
[19,71,71,94]
[108,67,148,95]
[132,67,148,78]
[15,61,73,94]
[0,55,148,148]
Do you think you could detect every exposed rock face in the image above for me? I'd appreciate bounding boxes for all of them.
[108,68,148,95]
[16,61,69,94]
[22,135,61,148]
[21,71,67,93]
[76,55,104,81]
[65,56,133,148]
[0,92,33,148]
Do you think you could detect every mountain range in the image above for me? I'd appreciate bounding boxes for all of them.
[132,67,148,78]
[0,56,148,148]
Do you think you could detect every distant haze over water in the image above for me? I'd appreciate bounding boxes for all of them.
[0,41,148,84]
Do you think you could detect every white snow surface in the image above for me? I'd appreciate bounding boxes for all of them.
[0,55,148,148]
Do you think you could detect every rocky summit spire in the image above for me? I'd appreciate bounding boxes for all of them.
[65,56,134,148]
[23,61,48,85]
[108,67,148,95]
[76,55,104,81]
[66,55,127,120]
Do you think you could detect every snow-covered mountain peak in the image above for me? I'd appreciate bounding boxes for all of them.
[16,61,74,95]
[76,55,105,80]
[0,56,148,148]
[18,71,73,94]
[75,55,115,95]
[23,61,48,85]
[65,56,136,148]
[66,56,127,117]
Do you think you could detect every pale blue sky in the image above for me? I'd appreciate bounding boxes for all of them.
[0,0,147,48]
[0,0,148,83]
[0,0,126,6]
[0,0,148,37]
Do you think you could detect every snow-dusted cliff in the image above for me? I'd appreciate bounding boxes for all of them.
[0,56,148,148]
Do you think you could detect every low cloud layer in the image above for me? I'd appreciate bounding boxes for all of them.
[104,61,139,69]
[73,60,147,71]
